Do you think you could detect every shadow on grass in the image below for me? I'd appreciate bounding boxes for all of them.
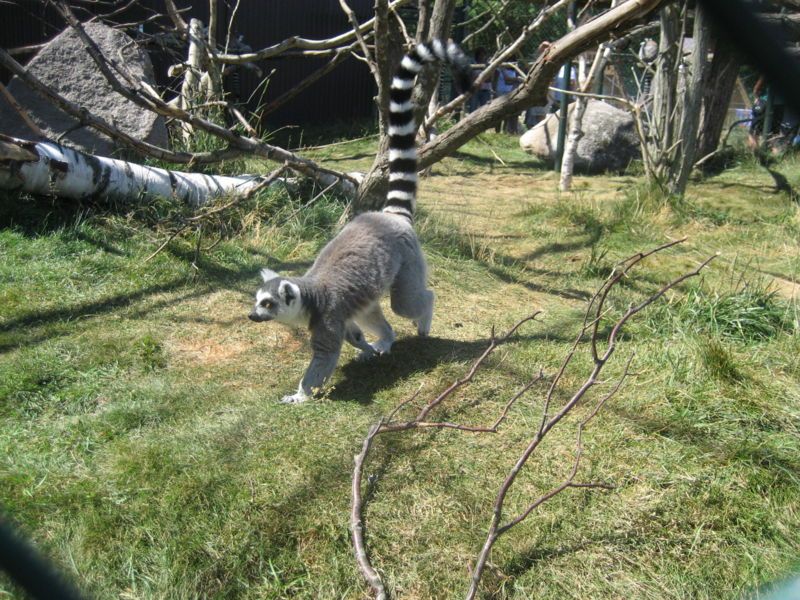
[0,245,313,353]
[763,167,799,199]
[716,181,779,194]
[0,278,190,353]
[331,327,567,405]
[332,335,494,404]
[521,228,602,263]
[424,227,594,302]
[0,192,90,236]
[448,150,545,171]
[487,262,592,302]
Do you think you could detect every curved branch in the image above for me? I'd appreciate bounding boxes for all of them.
[349,313,542,599]
[351,423,387,600]
[212,0,411,64]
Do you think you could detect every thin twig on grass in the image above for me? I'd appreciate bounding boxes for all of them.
[466,240,717,599]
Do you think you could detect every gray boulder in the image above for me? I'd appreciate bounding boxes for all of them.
[520,100,640,173]
[0,22,168,156]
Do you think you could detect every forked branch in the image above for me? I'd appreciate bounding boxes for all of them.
[350,312,544,599]
[465,239,716,599]
[349,239,716,599]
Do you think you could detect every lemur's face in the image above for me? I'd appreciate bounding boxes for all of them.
[249,269,305,326]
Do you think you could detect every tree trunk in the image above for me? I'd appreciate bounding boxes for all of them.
[352,0,405,213]
[647,3,681,184]
[696,36,741,161]
[414,0,457,129]
[0,135,269,206]
[559,98,586,192]
[560,17,613,192]
[669,2,712,195]
[182,18,204,109]
[355,0,457,214]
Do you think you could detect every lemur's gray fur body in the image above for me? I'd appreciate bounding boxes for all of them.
[249,40,471,403]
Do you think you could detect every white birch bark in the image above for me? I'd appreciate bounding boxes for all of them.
[182,18,204,109]
[0,135,268,206]
[558,0,617,192]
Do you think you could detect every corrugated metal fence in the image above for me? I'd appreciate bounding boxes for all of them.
[1,0,376,128]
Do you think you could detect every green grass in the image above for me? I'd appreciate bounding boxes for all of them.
[1,136,800,599]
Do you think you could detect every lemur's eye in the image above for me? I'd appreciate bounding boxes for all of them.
[260,298,275,309]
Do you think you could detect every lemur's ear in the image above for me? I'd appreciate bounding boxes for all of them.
[260,268,279,282]
[278,280,299,304]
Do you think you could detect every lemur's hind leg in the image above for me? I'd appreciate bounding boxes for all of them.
[354,304,395,355]
[393,288,434,337]
[390,258,434,337]
[345,321,377,361]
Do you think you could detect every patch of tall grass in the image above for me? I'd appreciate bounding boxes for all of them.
[646,279,796,342]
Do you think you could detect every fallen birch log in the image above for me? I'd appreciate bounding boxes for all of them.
[0,134,270,206]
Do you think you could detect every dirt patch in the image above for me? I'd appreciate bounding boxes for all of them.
[169,337,251,366]
[771,275,800,300]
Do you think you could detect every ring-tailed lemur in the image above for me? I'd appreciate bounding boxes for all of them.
[249,39,471,403]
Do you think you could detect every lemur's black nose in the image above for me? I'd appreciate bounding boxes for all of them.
[248,311,259,321]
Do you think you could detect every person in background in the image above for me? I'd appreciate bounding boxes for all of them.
[469,47,493,113]
[747,74,798,150]
[494,57,521,133]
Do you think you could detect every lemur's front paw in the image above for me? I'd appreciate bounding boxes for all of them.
[370,339,393,355]
[280,391,309,404]
[356,348,377,362]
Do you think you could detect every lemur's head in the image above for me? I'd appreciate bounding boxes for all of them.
[249,268,306,326]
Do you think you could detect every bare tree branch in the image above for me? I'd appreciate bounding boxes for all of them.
[164,0,188,33]
[0,82,46,139]
[7,43,47,57]
[339,0,379,82]
[350,312,543,598]
[348,239,716,600]
[211,0,411,64]
[351,422,388,600]
[465,240,717,599]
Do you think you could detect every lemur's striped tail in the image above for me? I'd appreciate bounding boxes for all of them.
[383,40,472,220]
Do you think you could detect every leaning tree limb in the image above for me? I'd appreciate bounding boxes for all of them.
[421,0,669,169]
[259,38,367,120]
[0,134,270,206]
[0,82,46,139]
